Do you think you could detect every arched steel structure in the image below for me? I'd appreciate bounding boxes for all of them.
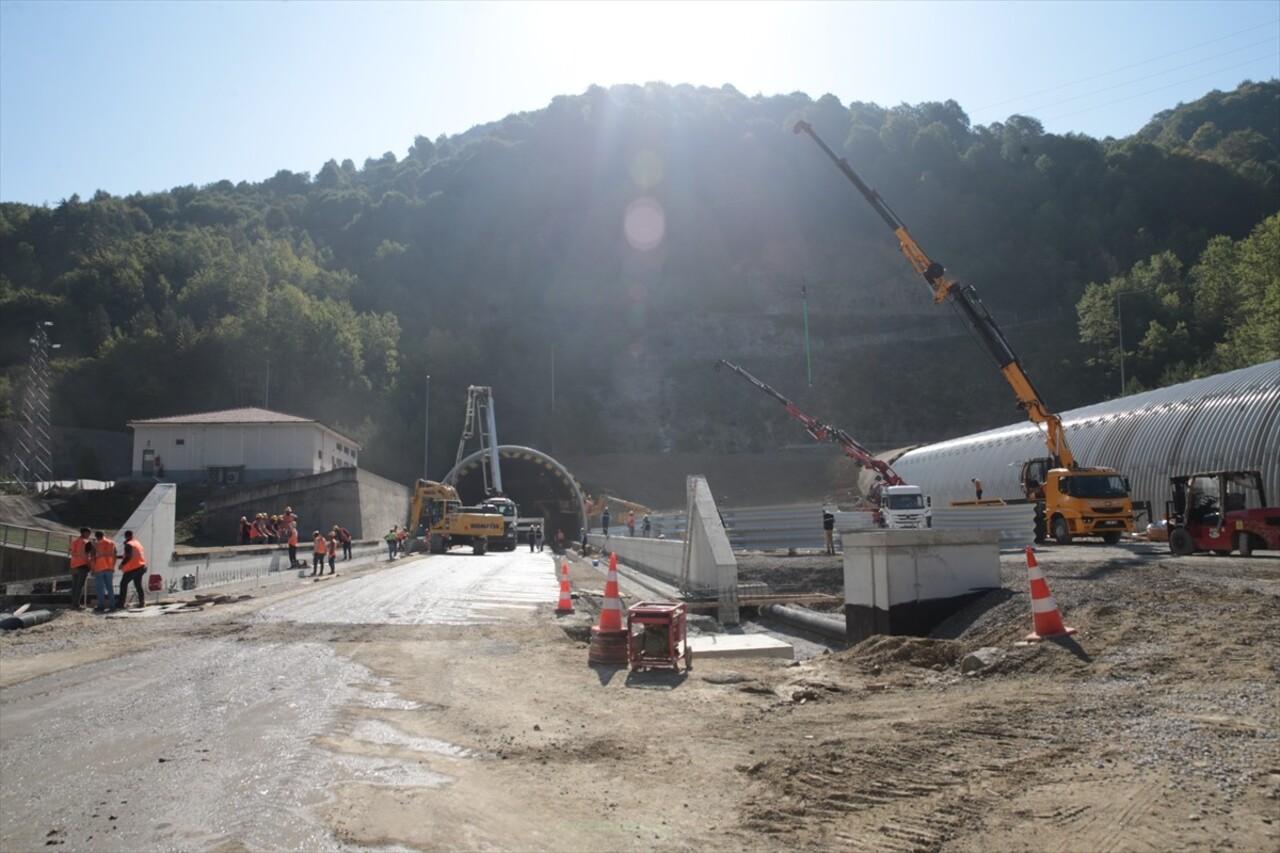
[891,360,1280,518]
[445,445,589,542]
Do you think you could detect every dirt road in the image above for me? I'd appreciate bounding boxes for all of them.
[2,544,1277,852]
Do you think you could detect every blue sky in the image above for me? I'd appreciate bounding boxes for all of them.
[1,0,1276,205]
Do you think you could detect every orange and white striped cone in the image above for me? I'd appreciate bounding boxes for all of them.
[555,562,574,614]
[589,552,629,665]
[1024,546,1076,641]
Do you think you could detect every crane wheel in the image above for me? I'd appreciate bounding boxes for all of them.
[1050,516,1073,545]
[1236,532,1253,558]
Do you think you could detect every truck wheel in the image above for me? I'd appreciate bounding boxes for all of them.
[1236,532,1253,558]
[429,534,445,554]
[1169,528,1194,556]
[1101,532,1121,544]
[1051,516,1072,545]
[473,540,487,556]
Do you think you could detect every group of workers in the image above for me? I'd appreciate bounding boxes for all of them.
[309,526,353,575]
[68,528,149,613]
[599,507,652,538]
[238,508,298,545]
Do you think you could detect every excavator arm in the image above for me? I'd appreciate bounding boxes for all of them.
[793,120,1073,469]
[716,359,907,486]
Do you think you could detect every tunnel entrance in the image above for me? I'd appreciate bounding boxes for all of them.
[445,446,587,543]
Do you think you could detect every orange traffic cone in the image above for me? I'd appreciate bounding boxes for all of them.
[556,562,574,614]
[589,552,629,665]
[1024,546,1076,641]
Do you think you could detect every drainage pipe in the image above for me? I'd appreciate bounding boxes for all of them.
[0,610,54,631]
[760,603,846,642]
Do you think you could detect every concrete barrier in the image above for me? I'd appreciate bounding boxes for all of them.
[590,476,740,624]
[842,528,1001,643]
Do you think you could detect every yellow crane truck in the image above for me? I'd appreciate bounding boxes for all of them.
[408,480,504,555]
[795,120,1134,544]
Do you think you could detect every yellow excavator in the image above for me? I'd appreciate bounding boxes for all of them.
[407,480,504,555]
[795,120,1133,544]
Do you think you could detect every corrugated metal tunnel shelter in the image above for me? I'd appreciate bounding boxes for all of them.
[891,360,1280,519]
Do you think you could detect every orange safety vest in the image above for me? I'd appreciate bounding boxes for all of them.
[70,535,91,569]
[327,537,337,556]
[92,538,118,572]
[288,528,298,547]
[314,535,326,554]
[122,537,146,572]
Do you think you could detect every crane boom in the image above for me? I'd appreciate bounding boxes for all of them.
[715,359,907,487]
[793,120,1072,468]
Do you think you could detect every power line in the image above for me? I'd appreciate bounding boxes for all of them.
[1017,39,1277,115]
[1042,53,1280,123]
[971,19,1279,115]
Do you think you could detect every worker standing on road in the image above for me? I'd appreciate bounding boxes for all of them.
[90,531,117,613]
[385,528,398,560]
[535,524,545,552]
[117,530,147,610]
[326,533,338,575]
[529,524,537,552]
[337,526,352,560]
[287,523,299,568]
[68,527,93,609]
[312,531,327,575]
[823,507,836,556]
[627,511,636,537]
[972,478,983,500]
[642,514,651,538]
[601,506,611,538]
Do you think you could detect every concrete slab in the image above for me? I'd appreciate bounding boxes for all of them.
[687,633,793,661]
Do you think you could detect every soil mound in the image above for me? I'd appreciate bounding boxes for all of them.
[845,635,963,669]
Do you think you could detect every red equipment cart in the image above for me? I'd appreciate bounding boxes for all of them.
[626,601,691,672]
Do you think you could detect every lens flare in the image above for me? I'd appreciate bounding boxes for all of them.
[623,197,665,251]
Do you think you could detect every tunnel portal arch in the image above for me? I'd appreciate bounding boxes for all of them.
[444,446,588,542]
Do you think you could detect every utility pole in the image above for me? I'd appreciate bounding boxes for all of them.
[1115,291,1141,395]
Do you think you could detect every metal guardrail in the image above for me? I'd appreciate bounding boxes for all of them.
[0,523,71,555]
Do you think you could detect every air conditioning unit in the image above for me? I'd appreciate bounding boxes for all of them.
[224,470,240,484]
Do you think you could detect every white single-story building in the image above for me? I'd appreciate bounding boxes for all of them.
[128,407,361,485]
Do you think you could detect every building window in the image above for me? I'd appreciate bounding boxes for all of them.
[176,439,185,445]
[318,450,323,460]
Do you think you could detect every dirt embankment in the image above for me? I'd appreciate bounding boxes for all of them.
[2,548,1277,852]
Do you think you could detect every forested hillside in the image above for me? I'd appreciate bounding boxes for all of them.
[2,80,1276,481]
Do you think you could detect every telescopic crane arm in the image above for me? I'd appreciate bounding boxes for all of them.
[793,120,1073,469]
[715,359,907,487]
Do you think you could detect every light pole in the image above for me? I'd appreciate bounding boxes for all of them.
[430,371,435,479]
[1115,291,1141,396]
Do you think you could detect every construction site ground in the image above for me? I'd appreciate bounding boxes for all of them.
[1,543,1277,852]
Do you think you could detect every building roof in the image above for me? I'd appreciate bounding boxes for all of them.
[127,407,361,449]
[128,407,313,426]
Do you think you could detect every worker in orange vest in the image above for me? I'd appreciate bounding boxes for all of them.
[326,532,338,575]
[287,523,300,568]
[69,527,93,609]
[311,531,326,576]
[117,530,147,610]
[90,530,118,612]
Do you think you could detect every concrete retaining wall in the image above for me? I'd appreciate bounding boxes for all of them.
[202,468,411,542]
[842,529,1001,643]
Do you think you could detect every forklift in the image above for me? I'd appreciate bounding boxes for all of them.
[1165,470,1280,557]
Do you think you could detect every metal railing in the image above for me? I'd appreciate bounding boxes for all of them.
[0,523,71,555]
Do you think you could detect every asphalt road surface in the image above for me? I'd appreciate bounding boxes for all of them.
[0,548,559,852]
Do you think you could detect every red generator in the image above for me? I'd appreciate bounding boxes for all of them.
[1165,470,1280,557]
[627,601,691,672]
